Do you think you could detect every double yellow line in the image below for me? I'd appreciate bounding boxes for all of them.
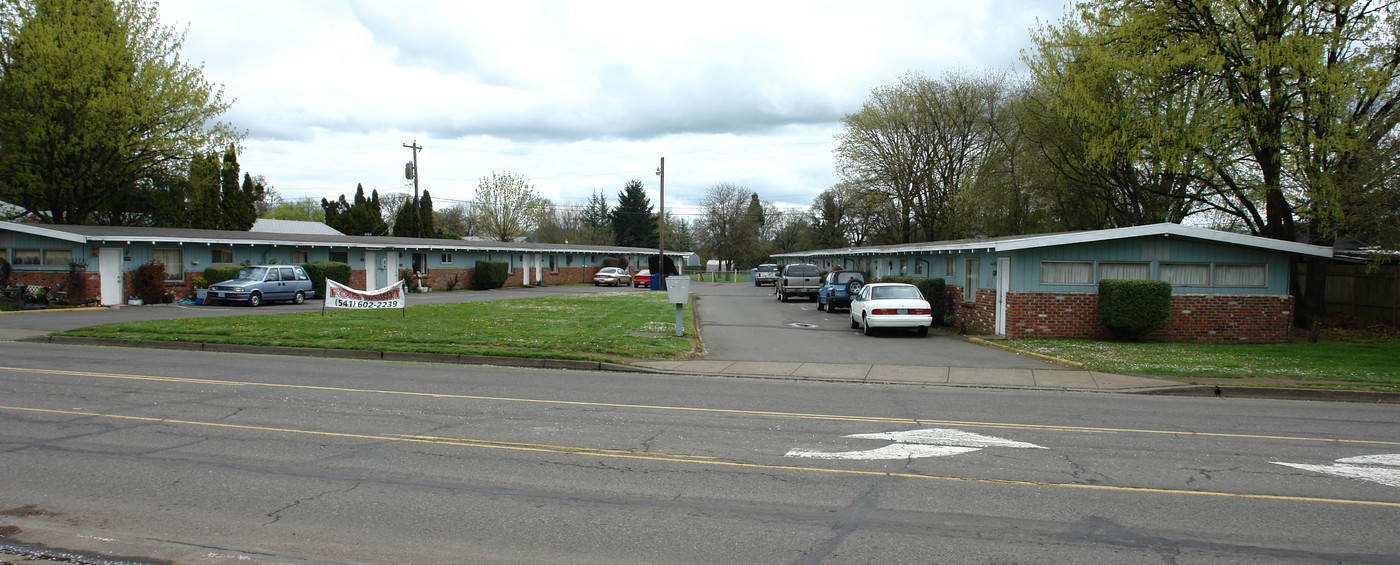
[2,365,1398,508]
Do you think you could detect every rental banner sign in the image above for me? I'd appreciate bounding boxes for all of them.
[325,279,406,310]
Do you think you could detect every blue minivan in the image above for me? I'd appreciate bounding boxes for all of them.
[207,265,315,307]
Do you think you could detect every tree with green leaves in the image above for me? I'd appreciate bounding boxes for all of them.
[1028,0,1400,326]
[611,179,657,247]
[0,0,239,225]
[473,171,550,242]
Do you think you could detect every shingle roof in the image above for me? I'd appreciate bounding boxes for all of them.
[0,221,686,257]
[772,223,1332,258]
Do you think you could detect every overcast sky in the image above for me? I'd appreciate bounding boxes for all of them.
[158,1,1070,217]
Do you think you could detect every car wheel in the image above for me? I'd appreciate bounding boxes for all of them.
[817,299,825,311]
[293,291,305,305]
[779,291,788,302]
[850,314,860,329]
[248,292,262,307]
[915,325,929,337]
[862,315,874,336]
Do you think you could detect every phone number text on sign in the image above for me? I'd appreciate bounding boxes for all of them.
[332,297,403,309]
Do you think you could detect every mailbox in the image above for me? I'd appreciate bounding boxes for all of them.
[665,276,690,304]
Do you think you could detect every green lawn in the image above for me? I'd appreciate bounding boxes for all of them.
[1002,338,1400,387]
[57,291,697,363]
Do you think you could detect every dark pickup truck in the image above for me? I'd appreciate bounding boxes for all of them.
[776,263,822,302]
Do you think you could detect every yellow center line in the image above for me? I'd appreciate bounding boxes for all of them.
[2,365,1397,447]
[2,403,1397,509]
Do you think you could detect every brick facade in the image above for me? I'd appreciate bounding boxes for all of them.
[943,288,1294,344]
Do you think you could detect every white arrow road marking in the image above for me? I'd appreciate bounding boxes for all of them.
[846,428,1047,450]
[785,427,1046,461]
[1272,453,1400,489]
[786,444,982,460]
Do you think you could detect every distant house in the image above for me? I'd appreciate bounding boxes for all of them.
[772,223,1332,343]
[0,221,682,306]
[249,219,344,236]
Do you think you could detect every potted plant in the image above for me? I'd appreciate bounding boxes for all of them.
[191,276,210,305]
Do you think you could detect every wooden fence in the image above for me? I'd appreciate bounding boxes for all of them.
[1301,263,1399,325]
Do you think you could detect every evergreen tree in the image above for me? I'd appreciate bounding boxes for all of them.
[611,179,657,247]
[392,195,420,237]
[324,184,388,236]
[418,190,438,238]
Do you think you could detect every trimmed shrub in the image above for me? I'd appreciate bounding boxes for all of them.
[132,262,167,304]
[0,258,10,285]
[203,265,244,285]
[1098,279,1172,340]
[303,261,350,298]
[881,276,947,323]
[474,261,510,290]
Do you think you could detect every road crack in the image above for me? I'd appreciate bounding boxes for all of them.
[264,481,361,525]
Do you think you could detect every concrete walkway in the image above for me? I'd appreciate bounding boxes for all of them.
[636,360,1176,391]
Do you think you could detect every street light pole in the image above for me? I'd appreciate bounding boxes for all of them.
[655,157,665,279]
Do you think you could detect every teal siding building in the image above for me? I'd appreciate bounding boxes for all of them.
[773,224,1331,343]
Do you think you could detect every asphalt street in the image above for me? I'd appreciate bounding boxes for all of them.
[0,344,1396,563]
[1,283,1397,563]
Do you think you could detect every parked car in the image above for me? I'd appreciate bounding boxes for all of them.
[634,269,652,287]
[776,263,822,302]
[849,282,933,336]
[817,270,866,312]
[593,267,632,286]
[207,265,315,307]
[754,264,780,286]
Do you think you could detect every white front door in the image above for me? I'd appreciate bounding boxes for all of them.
[995,256,1010,336]
[386,252,400,286]
[99,247,122,306]
[364,251,379,290]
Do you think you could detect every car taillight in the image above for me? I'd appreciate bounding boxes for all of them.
[871,308,931,315]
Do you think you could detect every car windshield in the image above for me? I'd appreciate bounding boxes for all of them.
[236,267,267,281]
[871,286,922,300]
[832,272,862,284]
[758,265,778,273]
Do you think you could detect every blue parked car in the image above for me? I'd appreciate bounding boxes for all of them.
[816,270,866,312]
[207,265,315,307]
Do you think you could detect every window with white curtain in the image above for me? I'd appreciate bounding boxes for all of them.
[151,249,183,281]
[41,249,72,266]
[1213,264,1266,287]
[964,258,979,302]
[945,257,955,276]
[1097,262,1150,281]
[1039,261,1093,285]
[1159,263,1209,286]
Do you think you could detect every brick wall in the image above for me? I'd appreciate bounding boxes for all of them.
[1000,291,1293,344]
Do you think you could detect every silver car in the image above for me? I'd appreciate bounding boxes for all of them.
[207,265,315,307]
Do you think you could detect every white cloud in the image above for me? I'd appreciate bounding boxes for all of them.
[158,0,1068,213]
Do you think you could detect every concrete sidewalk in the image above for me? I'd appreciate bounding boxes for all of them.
[636,360,1177,391]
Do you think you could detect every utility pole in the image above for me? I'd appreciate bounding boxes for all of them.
[403,141,422,237]
[655,157,665,281]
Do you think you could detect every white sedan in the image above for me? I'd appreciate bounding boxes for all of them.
[849,282,933,336]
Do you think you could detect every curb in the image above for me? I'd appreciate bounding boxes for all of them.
[1137,384,1400,403]
[964,336,1088,369]
[24,335,645,374]
[19,335,1397,403]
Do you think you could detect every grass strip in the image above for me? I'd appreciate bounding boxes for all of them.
[56,291,697,363]
[1002,338,1400,386]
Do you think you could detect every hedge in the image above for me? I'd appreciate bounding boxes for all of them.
[304,261,350,298]
[474,260,510,290]
[1097,279,1172,340]
[878,275,946,323]
[202,265,244,285]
